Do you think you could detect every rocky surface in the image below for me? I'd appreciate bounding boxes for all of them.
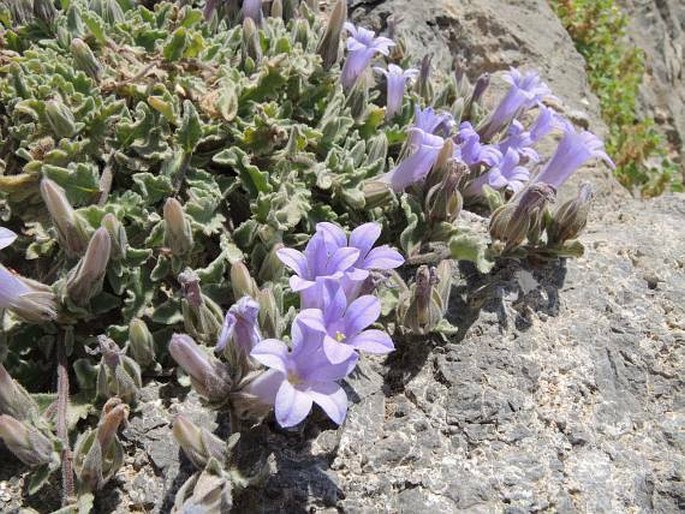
[1,1,683,513]
[619,0,685,165]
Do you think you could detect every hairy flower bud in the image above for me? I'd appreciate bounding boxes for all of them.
[40,178,91,257]
[258,243,284,283]
[231,261,258,299]
[33,0,57,26]
[401,265,444,334]
[270,0,283,19]
[169,334,232,406]
[463,72,489,120]
[101,213,127,261]
[242,17,262,64]
[179,269,224,344]
[74,398,128,492]
[66,227,111,306]
[163,198,194,256]
[256,288,280,339]
[489,184,556,250]
[425,162,466,226]
[128,318,156,370]
[172,415,225,470]
[45,99,77,139]
[416,54,434,103]
[0,415,54,467]
[88,0,124,25]
[70,38,102,81]
[0,363,41,422]
[95,336,142,404]
[547,182,593,245]
[362,180,395,209]
[316,0,346,69]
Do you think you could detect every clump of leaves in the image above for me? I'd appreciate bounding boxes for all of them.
[550,0,683,196]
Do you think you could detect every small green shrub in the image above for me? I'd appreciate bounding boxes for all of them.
[551,0,682,196]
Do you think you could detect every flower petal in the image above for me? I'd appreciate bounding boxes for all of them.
[347,329,395,354]
[250,339,289,374]
[0,228,17,250]
[303,351,358,382]
[0,265,30,309]
[326,247,360,275]
[243,368,283,406]
[316,222,347,251]
[362,246,404,270]
[275,381,313,428]
[277,248,308,277]
[344,295,381,335]
[349,223,381,261]
[323,336,358,364]
[308,382,349,425]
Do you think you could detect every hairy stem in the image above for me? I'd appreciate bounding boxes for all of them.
[57,327,75,506]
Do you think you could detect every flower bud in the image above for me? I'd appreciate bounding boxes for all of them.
[258,243,284,283]
[66,227,111,306]
[257,288,280,339]
[0,415,54,467]
[128,318,156,369]
[172,414,225,470]
[416,54,433,103]
[463,72,489,120]
[401,265,444,334]
[316,0,346,69]
[70,38,102,81]
[100,213,127,261]
[45,99,77,139]
[74,398,128,491]
[362,180,395,209]
[163,198,194,256]
[169,334,232,406]
[242,17,262,64]
[40,178,91,257]
[425,162,465,226]
[230,261,258,299]
[347,80,369,122]
[365,132,389,165]
[489,184,556,250]
[293,17,311,48]
[217,296,262,380]
[173,464,233,513]
[270,0,283,18]
[179,269,224,344]
[547,182,593,245]
[95,336,142,404]
[0,363,41,422]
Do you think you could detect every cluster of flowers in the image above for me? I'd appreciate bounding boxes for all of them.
[169,222,403,429]
[340,22,615,197]
[245,222,403,427]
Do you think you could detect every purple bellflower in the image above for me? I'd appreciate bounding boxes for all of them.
[454,121,503,167]
[534,119,615,189]
[479,68,553,141]
[315,222,404,300]
[298,281,395,363]
[414,106,455,138]
[277,232,360,308]
[216,296,261,353]
[465,148,530,197]
[249,315,358,427]
[341,23,395,91]
[381,128,445,192]
[497,120,540,164]
[374,64,419,120]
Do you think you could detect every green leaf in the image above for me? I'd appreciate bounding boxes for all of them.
[449,233,494,273]
[178,100,202,154]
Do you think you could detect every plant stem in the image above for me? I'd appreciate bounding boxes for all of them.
[57,327,75,506]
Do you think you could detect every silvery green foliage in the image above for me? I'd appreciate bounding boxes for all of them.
[0,0,605,509]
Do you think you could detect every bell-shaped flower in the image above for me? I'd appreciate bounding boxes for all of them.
[341,23,395,91]
[454,121,502,167]
[277,232,360,307]
[414,106,455,137]
[497,120,540,163]
[374,64,419,120]
[381,128,446,192]
[479,68,553,141]
[297,281,395,364]
[0,227,56,323]
[315,222,404,300]
[249,315,358,427]
[534,119,615,189]
[466,148,530,197]
[216,296,262,379]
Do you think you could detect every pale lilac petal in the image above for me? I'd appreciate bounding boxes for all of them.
[321,280,347,323]
[344,295,381,335]
[303,351,358,382]
[317,222,347,250]
[250,339,289,373]
[289,275,315,292]
[244,368,283,406]
[275,381,313,428]
[326,247,360,274]
[346,329,395,354]
[216,312,236,352]
[0,266,30,309]
[295,308,327,333]
[323,337,358,364]
[362,246,404,270]
[349,223,381,261]
[277,248,308,277]
[0,228,17,250]
[308,382,349,425]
